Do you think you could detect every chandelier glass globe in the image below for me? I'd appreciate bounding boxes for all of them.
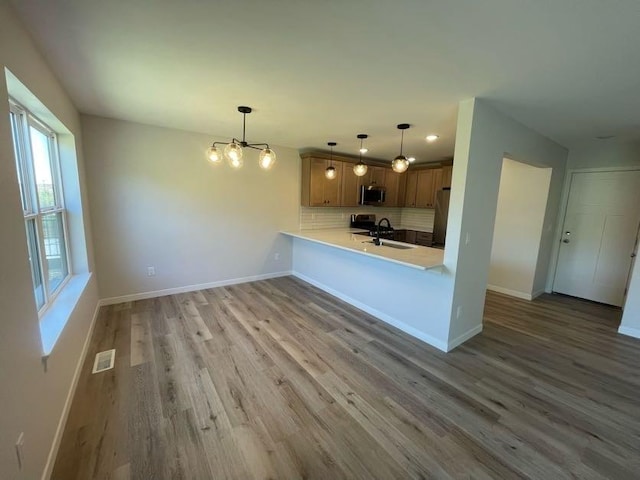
[224,142,244,169]
[325,165,337,179]
[391,155,409,173]
[259,148,276,170]
[206,146,221,164]
[353,162,368,177]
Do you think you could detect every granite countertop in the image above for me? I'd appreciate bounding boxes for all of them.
[281,228,444,271]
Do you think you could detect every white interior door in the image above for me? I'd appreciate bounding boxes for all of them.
[553,170,640,306]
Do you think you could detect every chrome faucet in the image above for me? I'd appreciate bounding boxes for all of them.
[374,217,393,245]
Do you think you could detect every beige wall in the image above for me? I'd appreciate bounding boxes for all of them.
[448,99,568,343]
[567,139,640,170]
[488,158,552,298]
[0,1,99,478]
[82,115,300,301]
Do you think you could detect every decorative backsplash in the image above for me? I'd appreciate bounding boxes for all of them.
[300,206,434,231]
[399,208,435,231]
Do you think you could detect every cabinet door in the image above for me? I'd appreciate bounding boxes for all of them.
[369,166,386,186]
[384,170,404,207]
[309,158,328,206]
[415,232,433,246]
[309,158,342,206]
[323,161,342,206]
[341,162,360,207]
[441,165,453,189]
[394,230,407,242]
[404,171,418,207]
[416,168,442,208]
[415,170,434,207]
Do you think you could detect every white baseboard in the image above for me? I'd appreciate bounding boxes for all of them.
[99,271,293,306]
[618,325,640,340]
[531,289,545,300]
[41,301,101,480]
[447,324,483,351]
[292,271,449,352]
[487,284,533,301]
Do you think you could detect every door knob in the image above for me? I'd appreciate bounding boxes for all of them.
[632,253,637,258]
[562,239,570,244]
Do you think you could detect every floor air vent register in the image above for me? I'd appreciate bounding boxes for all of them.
[92,349,115,374]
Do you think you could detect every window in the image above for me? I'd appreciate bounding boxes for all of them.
[9,100,70,313]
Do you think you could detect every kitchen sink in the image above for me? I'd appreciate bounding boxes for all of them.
[363,240,417,250]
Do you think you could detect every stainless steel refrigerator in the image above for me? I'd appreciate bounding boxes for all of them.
[433,188,451,246]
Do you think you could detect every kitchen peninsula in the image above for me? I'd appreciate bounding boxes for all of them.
[281,228,444,270]
[281,228,459,353]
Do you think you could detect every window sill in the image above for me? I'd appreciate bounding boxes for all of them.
[40,272,92,357]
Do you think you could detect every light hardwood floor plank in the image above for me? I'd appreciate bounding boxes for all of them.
[51,277,640,479]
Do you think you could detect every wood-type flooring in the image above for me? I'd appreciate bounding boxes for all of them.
[51,276,640,479]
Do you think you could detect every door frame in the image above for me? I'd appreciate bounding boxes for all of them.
[545,166,640,296]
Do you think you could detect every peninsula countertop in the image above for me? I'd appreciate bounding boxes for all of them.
[281,228,444,271]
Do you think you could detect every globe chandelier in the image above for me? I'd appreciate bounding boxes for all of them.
[206,106,276,170]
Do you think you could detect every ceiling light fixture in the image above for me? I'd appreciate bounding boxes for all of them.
[425,134,439,143]
[206,106,276,170]
[325,142,337,179]
[391,123,410,173]
[408,157,416,163]
[353,134,369,177]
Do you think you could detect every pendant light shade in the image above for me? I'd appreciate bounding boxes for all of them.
[392,156,409,173]
[391,124,410,173]
[224,142,243,168]
[207,145,221,164]
[325,142,337,179]
[259,148,276,170]
[353,162,368,177]
[207,106,275,170]
[353,134,369,177]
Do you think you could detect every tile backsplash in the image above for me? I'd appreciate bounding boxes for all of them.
[399,208,435,231]
[300,206,434,231]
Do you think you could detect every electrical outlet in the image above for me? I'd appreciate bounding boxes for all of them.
[274,253,280,261]
[465,233,471,245]
[15,432,24,470]
[456,306,463,319]
[147,266,156,276]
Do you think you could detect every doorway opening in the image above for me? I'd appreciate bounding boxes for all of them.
[487,158,552,300]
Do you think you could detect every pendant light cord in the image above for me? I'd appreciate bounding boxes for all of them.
[400,129,404,156]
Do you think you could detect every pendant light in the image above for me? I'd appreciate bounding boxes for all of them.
[206,106,276,170]
[325,142,337,179]
[391,123,410,173]
[353,134,369,177]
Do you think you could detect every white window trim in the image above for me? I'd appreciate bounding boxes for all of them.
[9,99,73,317]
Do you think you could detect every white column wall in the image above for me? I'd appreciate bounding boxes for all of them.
[447,99,568,343]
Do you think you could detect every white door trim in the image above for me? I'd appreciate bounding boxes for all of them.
[545,166,640,294]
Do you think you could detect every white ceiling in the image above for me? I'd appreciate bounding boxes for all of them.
[9,0,640,163]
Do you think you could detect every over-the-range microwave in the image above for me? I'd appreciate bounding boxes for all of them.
[359,185,386,205]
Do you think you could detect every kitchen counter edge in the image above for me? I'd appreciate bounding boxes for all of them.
[281,228,444,271]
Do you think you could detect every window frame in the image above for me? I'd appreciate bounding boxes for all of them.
[9,99,72,315]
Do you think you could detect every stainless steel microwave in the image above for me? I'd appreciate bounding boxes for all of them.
[359,185,386,205]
